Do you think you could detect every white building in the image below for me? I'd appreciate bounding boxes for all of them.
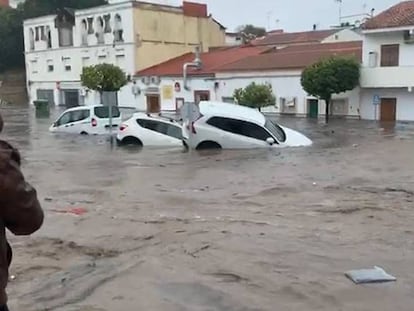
[134,41,362,118]
[360,1,414,121]
[23,1,135,108]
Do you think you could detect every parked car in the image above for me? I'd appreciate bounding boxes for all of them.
[182,101,312,149]
[116,113,184,147]
[49,105,121,135]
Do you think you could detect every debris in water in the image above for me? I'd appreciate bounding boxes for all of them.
[345,266,396,284]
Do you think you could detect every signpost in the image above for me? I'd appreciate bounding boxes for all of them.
[180,102,200,151]
[373,94,380,121]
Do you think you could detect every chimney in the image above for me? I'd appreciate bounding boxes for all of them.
[183,1,208,18]
[0,0,9,8]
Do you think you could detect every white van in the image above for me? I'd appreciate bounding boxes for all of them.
[49,105,122,135]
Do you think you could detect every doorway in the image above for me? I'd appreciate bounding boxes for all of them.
[63,90,80,108]
[146,95,160,113]
[194,91,210,104]
[307,99,318,118]
[380,98,396,122]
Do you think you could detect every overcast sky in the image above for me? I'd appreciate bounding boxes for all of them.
[153,0,401,32]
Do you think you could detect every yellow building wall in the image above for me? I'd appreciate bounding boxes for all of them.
[133,6,226,71]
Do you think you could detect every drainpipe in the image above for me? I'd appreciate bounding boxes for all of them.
[183,45,202,91]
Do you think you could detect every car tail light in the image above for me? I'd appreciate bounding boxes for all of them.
[119,124,128,131]
[91,118,97,127]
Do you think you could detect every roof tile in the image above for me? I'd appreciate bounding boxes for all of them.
[363,1,414,30]
[217,41,362,72]
[136,46,266,77]
[252,29,338,46]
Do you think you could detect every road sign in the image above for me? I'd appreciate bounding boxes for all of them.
[180,102,200,122]
[373,94,380,105]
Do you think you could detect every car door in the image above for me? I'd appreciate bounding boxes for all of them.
[137,119,182,146]
[206,117,271,148]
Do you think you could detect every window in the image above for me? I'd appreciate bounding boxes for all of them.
[45,26,52,48]
[94,106,121,118]
[103,14,111,33]
[65,65,71,71]
[381,44,399,67]
[264,118,286,142]
[35,27,40,41]
[87,17,94,34]
[48,64,54,72]
[113,14,124,42]
[137,119,182,139]
[29,28,35,50]
[206,117,272,142]
[56,110,90,126]
[96,16,105,44]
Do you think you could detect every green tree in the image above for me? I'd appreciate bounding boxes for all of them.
[233,82,276,111]
[301,56,360,123]
[19,0,107,19]
[236,24,266,43]
[81,63,127,104]
[0,7,24,72]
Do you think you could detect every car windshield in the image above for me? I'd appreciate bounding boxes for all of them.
[264,118,286,142]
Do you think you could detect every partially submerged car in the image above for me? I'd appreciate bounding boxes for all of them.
[49,105,121,135]
[117,113,183,147]
[182,101,312,150]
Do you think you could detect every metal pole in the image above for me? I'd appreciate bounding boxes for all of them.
[109,98,113,147]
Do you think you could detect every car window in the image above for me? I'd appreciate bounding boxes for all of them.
[206,116,272,142]
[94,106,121,118]
[56,109,90,126]
[56,112,71,126]
[71,109,90,122]
[137,119,182,139]
[264,118,286,142]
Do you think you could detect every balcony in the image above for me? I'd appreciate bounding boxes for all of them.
[360,66,414,88]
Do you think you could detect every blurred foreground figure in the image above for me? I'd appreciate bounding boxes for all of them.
[0,113,44,311]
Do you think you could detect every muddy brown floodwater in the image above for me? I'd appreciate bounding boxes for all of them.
[2,106,414,311]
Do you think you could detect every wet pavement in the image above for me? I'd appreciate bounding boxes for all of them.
[2,106,414,311]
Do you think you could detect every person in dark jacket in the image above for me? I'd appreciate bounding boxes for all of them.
[0,114,44,311]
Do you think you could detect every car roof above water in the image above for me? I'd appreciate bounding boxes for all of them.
[199,101,266,125]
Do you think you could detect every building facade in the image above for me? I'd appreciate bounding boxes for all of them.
[133,41,362,118]
[23,0,226,108]
[360,1,414,121]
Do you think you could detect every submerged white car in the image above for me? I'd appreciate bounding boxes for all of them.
[182,101,312,149]
[49,105,121,135]
[117,113,183,147]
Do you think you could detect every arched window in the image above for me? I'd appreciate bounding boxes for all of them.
[29,28,35,50]
[81,19,88,45]
[45,26,52,48]
[96,16,104,44]
[113,14,123,42]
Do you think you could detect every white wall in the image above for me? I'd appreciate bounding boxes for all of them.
[216,71,361,117]
[23,2,136,106]
[360,88,414,121]
[131,71,361,117]
[362,31,414,67]
[322,29,362,43]
[133,76,216,111]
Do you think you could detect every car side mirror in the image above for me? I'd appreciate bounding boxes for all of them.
[266,137,275,145]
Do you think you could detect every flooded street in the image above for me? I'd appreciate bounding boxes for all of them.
[2,106,414,311]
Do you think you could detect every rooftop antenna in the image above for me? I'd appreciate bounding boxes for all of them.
[335,0,343,24]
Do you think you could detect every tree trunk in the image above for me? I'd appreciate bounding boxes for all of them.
[325,98,330,124]
[99,91,103,106]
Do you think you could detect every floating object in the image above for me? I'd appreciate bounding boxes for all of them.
[51,207,87,216]
[345,266,396,284]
